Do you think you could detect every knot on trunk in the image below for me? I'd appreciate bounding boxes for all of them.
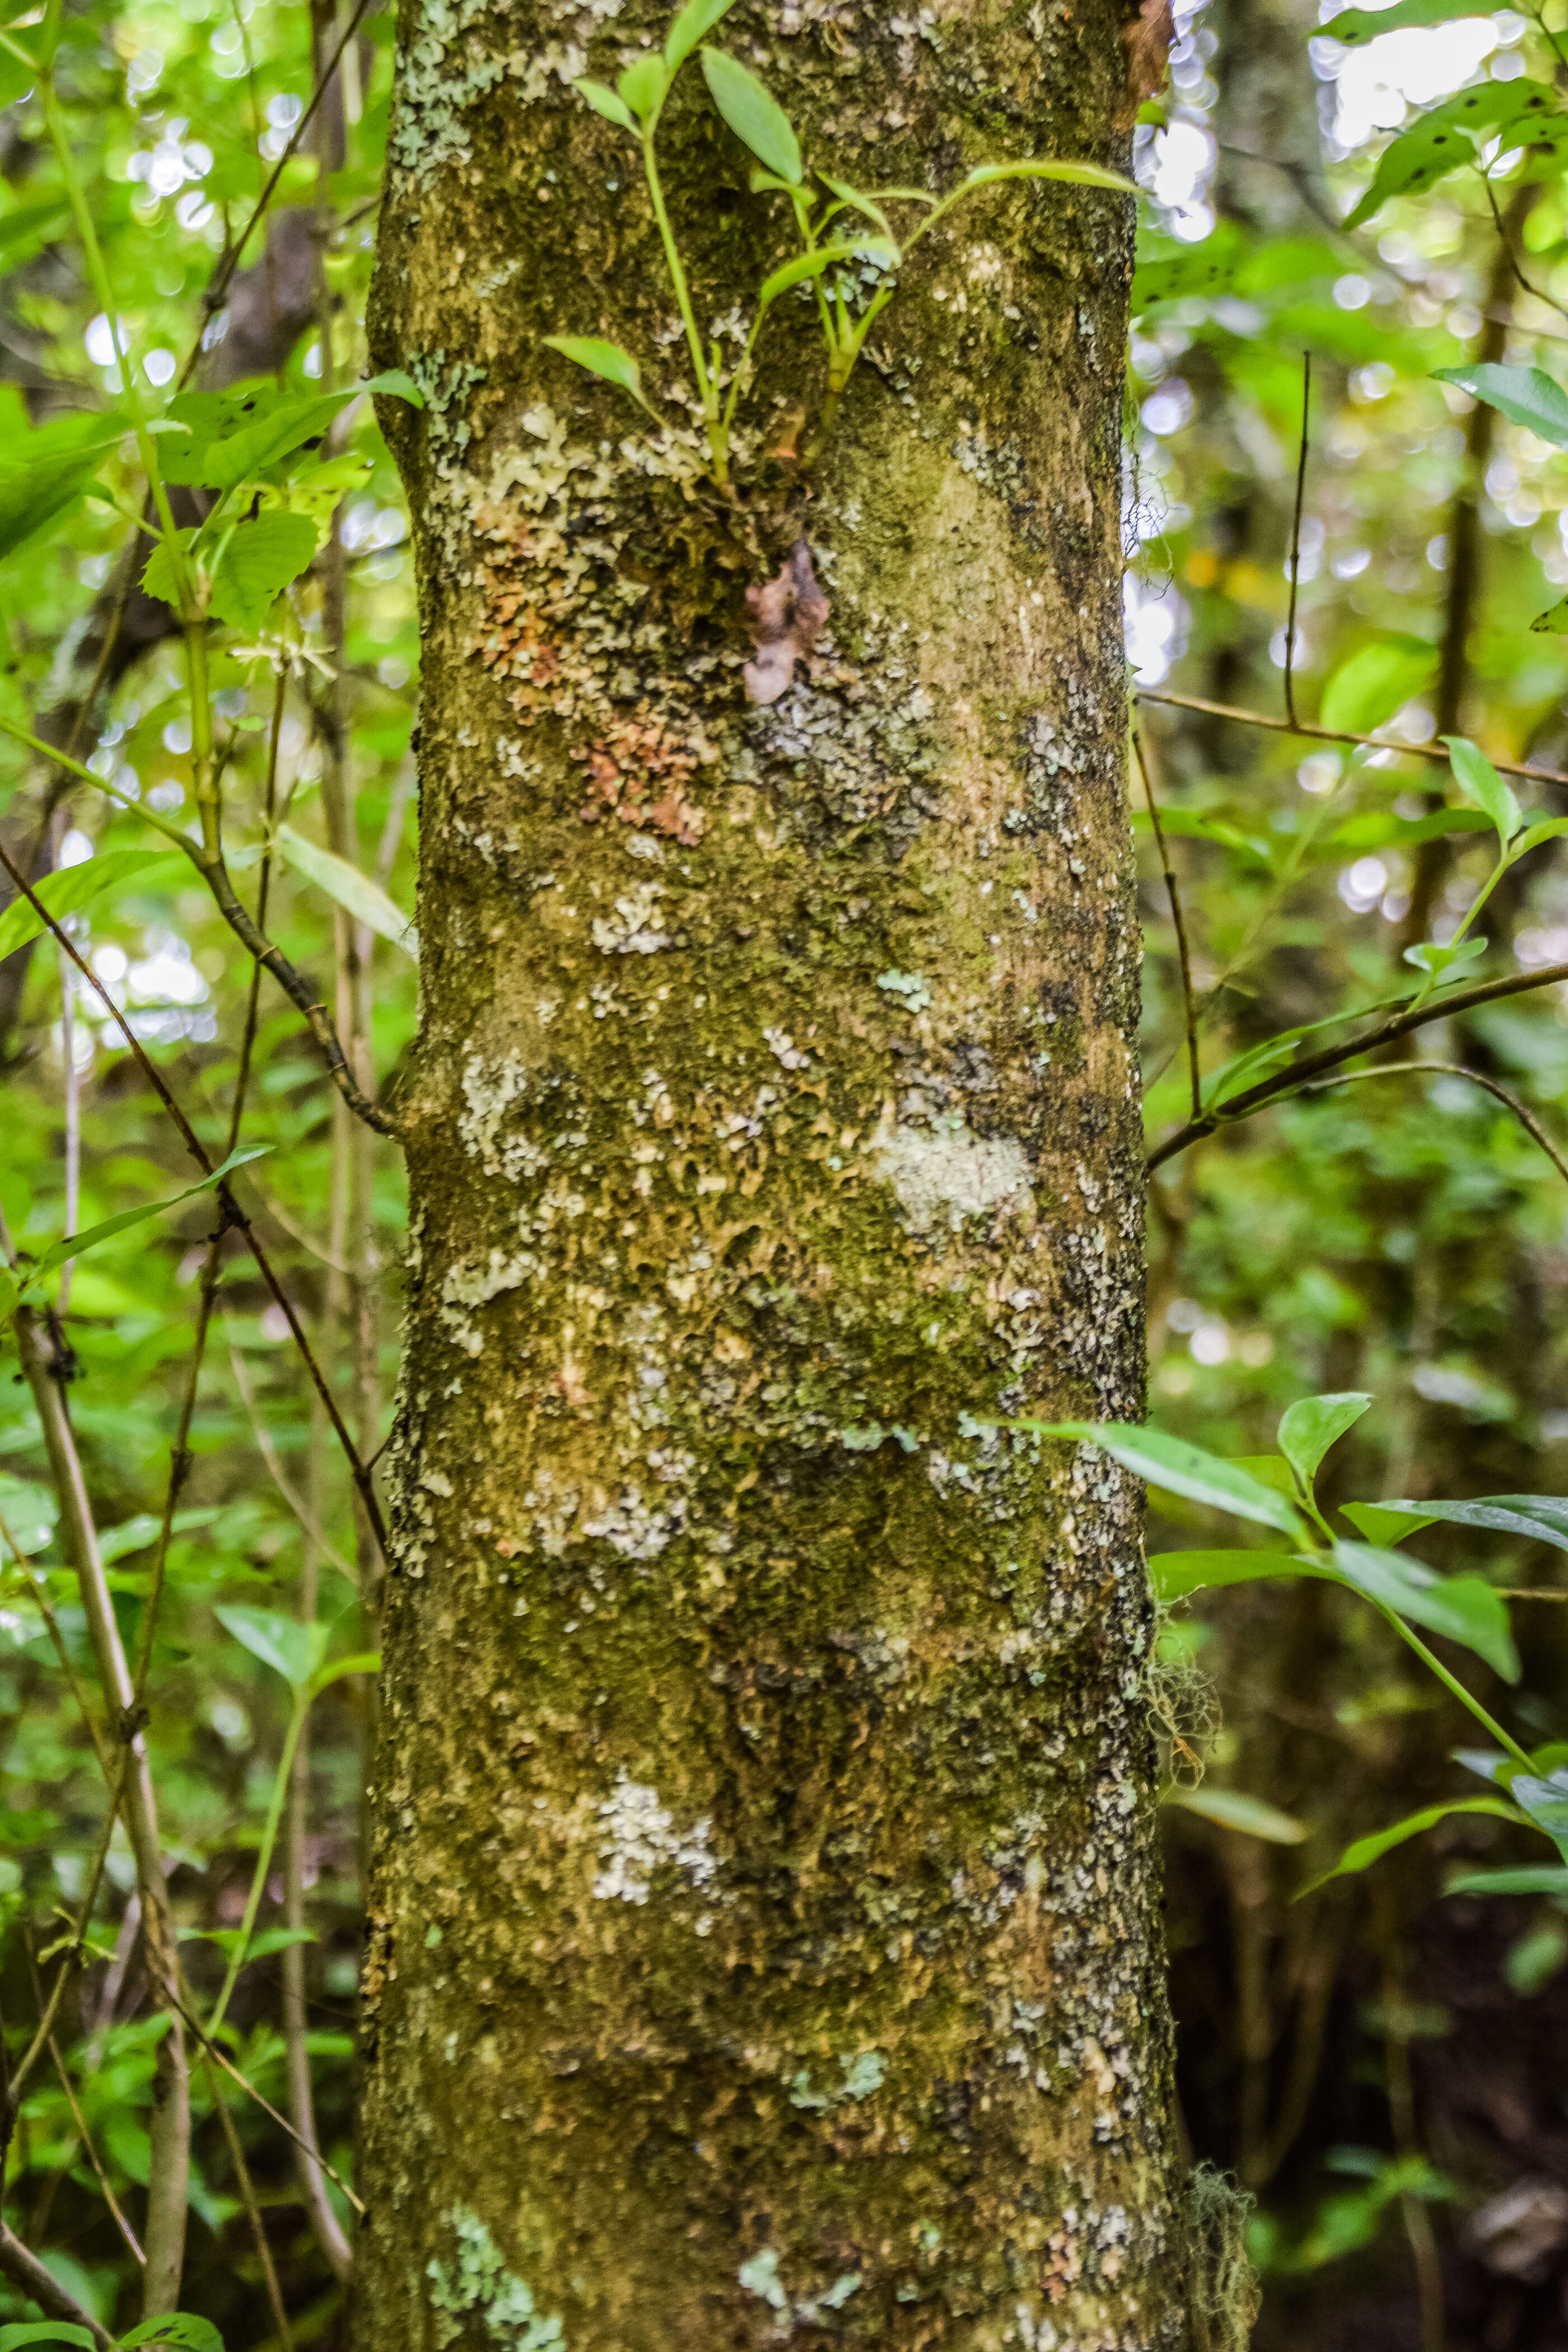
[743,538,829,707]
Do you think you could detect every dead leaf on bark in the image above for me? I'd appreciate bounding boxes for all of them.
[743,538,829,707]
[1119,0,1175,123]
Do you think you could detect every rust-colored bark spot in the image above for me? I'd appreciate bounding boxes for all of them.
[573,706,708,844]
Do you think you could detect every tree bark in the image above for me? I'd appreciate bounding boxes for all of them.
[356,3,1201,2344]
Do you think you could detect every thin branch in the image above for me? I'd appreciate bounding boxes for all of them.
[0,2219,113,2348]
[0,832,388,1556]
[1299,1060,1568,1191]
[1133,730,1202,1120]
[170,1996,365,2215]
[225,1326,360,1585]
[206,2058,295,2350]
[1285,351,1310,734]
[45,2032,145,2267]
[1146,956,1568,1169]
[1135,687,1568,790]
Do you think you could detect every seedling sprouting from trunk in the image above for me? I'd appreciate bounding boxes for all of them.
[544,0,1134,488]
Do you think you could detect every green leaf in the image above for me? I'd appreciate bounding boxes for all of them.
[208,510,320,633]
[1166,1786,1309,1844]
[214,1604,327,1690]
[1380,1494,1568,1551]
[1342,118,1478,231]
[118,2320,227,2351]
[0,199,68,266]
[1328,806,1494,851]
[665,0,739,74]
[1320,0,1492,38]
[24,1145,271,1290]
[573,77,636,130]
[1319,635,1438,734]
[1330,1542,1520,1682]
[0,411,127,562]
[161,386,345,494]
[540,335,658,418]
[1445,1865,1568,1897]
[308,1648,381,1696]
[1297,1797,1523,1896]
[0,2329,97,2350]
[0,848,185,963]
[356,367,425,409]
[1278,1393,1373,1490]
[701,48,802,184]
[1022,1421,1310,1540]
[953,158,1137,197]
[0,1474,57,1555]
[1511,820,1568,864]
[1343,83,1560,231]
[1402,934,1487,978]
[141,526,195,615]
[1444,734,1520,850]
[616,52,668,120]
[1432,361,1568,448]
[1510,1768,1568,1859]
[1131,223,1245,309]
[1532,596,1568,634]
[1148,1549,1318,1602]
[758,241,899,308]
[1341,1500,1435,1546]
[817,175,894,237]
[276,823,418,958]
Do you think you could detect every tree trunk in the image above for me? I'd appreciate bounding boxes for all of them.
[356,3,1203,2343]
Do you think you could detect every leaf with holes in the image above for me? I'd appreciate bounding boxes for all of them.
[207,509,319,631]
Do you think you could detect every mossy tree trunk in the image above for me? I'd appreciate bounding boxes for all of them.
[356,2,1199,2344]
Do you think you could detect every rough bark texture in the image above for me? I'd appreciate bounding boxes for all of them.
[356,2,1197,2344]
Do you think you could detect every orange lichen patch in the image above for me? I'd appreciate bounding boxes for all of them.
[573,706,708,844]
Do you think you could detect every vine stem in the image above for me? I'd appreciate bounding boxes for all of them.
[1135,684,1568,789]
[1373,1602,1532,1772]
[1133,729,1202,1121]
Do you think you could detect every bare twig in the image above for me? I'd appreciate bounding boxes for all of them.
[207,2058,296,2349]
[1284,351,1310,734]
[1146,956,1568,1170]
[1134,687,1568,790]
[1133,730,1202,1121]
[170,1995,365,2215]
[45,2032,146,2267]
[0,2219,113,2347]
[1300,1060,1568,1190]
[225,1325,360,1585]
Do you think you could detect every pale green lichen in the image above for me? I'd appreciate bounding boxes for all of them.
[428,2206,564,2349]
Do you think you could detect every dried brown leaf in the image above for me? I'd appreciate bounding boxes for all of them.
[1119,0,1174,123]
[743,537,829,707]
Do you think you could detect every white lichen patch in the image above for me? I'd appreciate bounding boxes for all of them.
[592,1771,716,1905]
[590,883,672,955]
[459,1051,546,1183]
[874,1115,1033,1234]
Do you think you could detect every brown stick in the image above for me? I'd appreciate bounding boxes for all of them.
[1146,956,1568,1169]
[1284,351,1310,734]
[1133,730,1202,1121]
[1301,1060,1568,1190]
[1135,687,1568,790]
